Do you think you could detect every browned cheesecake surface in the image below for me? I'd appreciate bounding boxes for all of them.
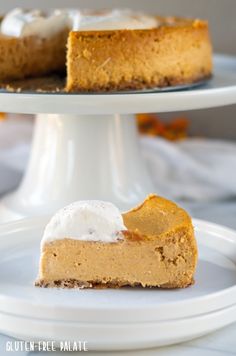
[0,29,69,82]
[36,195,198,289]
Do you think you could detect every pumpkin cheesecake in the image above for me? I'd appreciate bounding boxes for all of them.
[36,194,198,289]
[67,16,212,92]
[0,8,212,92]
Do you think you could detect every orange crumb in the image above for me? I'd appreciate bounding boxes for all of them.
[0,112,7,120]
[136,114,189,141]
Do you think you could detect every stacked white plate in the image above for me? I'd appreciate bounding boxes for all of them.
[0,217,236,351]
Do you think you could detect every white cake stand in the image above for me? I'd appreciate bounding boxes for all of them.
[0,54,236,222]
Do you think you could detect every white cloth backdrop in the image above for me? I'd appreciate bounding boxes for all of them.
[1,115,236,203]
[141,136,236,201]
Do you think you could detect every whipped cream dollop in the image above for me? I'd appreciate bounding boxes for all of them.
[1,8,158,38]
[70,9,158,31]
[0,8,71,38]
[41,200,126,247]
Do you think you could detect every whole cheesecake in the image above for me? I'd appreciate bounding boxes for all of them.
[0,9,212,92]
[36,195,198,289]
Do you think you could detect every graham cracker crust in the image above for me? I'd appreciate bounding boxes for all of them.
[35,278,194,289]
[0,73,210,94]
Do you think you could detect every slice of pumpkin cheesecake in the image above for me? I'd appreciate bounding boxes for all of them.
[35,194,197,289]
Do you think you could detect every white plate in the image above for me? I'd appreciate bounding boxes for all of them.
[0,55,235,114]
[1,303,236,350]
[0,217,236,326]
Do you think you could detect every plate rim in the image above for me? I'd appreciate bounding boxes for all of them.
[1,302,236,350]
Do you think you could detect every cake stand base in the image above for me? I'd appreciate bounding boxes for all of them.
[0,113,155,222]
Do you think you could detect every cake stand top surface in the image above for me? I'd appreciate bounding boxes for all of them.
[0,54,235,115]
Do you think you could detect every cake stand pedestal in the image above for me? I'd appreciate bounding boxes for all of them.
[1,113,154,218]
[0,54,236,222]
